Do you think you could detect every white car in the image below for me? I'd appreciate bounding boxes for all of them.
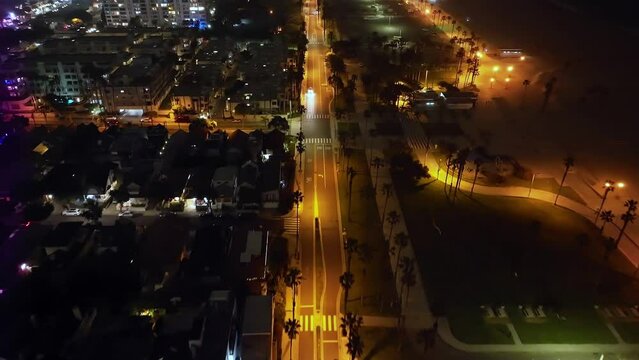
[118,210,134,217]
[62,208,82,216]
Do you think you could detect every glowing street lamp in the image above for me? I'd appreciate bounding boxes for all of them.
[489,77,495,89]
[19,263,33,274]
[595,180,625,223]
[492,65,500,73]
[505,76,511,89]
[520,55,526,61]
[507,65,514,72]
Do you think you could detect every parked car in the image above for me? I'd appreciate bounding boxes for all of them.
[62,208,82,216]
[140,117,153,123]
[175,115,191,123]
[118,210,134,217]
[105,117,120,127]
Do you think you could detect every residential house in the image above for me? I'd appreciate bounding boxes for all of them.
[260,158,281,209]
[226,130,249,165]
[211,166,238,209]
[238,161,260,210]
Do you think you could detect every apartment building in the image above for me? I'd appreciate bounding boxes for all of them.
[102,0,208,27]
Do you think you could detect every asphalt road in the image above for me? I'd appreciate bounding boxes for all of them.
[296,2,344,359]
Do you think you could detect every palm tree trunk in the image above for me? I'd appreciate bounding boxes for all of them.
[292,284,297,321]
[382,193,390,225]
[394,249,403,286]
[397,283,405,327]
[296,204,300,256]
[344,287,349,312]
[443,164,450,194]
[554,167,569,205]
[470,169,479,197]
[615,221,629,247]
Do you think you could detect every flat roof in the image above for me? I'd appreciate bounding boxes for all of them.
[242,295,272,335]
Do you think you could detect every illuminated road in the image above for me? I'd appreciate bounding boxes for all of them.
[295,1,343,360]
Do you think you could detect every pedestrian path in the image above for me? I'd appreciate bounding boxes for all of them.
[361,130,434,331]
[400,117,431,150]
[304,137,332,144]
[437,318,639,353]
[305,113,330,119]
[298,314,338,332]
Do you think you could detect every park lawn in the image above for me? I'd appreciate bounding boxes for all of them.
[447,307,514,344]
[613,322,639,344]
[339,150,398,316]
[337,121,361,137]
[508,306,616,344]
[359,327,427,360]
[392,175,639,343]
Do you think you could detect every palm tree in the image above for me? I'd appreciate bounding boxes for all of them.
[453,148,470,200]
[599,210,615,234]
[292,190,304,257]
[554,156,575,205]
[416,327,437,354]
[470,157,483,197]
[399,257,416,319]
[344,147,353,171]
[451,19,457,34]
[541,76,557,112]
[340,271,355,312]
[521,79,531,106]
[615,199,638,247]
[392,232,409,285]
[284,318,301,360]
[285,268,303,320]
[386,210,400,243]
[340,312,363,337]
[371,156,384,191]
[347,166,357,220]
[454,48,465,85]
[296,140,306,172]
[381,183,393,224]
[346,332,364,360]
[344,237,358,273]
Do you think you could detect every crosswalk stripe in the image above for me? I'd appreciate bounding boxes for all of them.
[305,113,330,119]
[304,138,332,144]
[298,315,337,332]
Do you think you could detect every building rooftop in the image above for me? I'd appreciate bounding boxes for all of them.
[240,295,272,360]
[109,55,174,87]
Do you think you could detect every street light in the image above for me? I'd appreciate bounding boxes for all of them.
[507,65,514,72]
[594,180,625,223]
[520,55,526,61]
[489,77,495,89]
[492,65,500,73]
[505,76,511,89]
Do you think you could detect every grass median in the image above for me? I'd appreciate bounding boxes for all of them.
[338,149,398,316]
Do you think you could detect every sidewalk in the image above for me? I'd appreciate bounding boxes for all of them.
[363,127,435,332]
